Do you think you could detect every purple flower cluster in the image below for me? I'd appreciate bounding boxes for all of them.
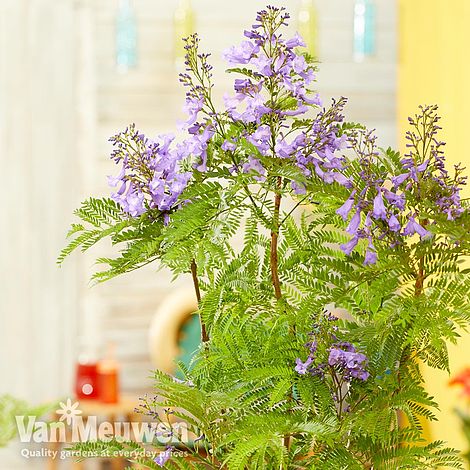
[336,129,403,264]
[178,35,213,127]
[222,7,317,120]
[295,339,327,378]
[336,108,467,264]
[108,124,197,221]
[220,6,350,187]
[328,342,370,381]
[296,341,369,382]
[174,6,354,195]
[276,98,350,193]
[295,313,369,383]
[402,105,467,220]
[223,80,271,124]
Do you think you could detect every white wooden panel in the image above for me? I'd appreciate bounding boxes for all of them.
[0,0,79,402]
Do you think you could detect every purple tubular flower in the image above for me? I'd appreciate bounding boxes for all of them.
[184,125,215,172]
[112,183,146,217]
[222,40,259,65]
[372,191,387,219]
[107,167,125,187]
[309,93,322,106]
[301,68,316,85]
[346,210,361,235]
[275,139,293,158]
[403,217,430,238]
[388,214,401,232]
[314,165,335,183]
[234,78,263,95]
[225,92,271,123]
[221,140,237,152]
[250,53,273,76]
[150,172,192,212]
[351,369,370,381]
[364,244,377,265]
[295,356,314,375]
[247,125,271,155]
[402,218,415,236]
[273,52,290,75]
[242,157,266,181]
[182,96,204,127]
[281,104,309,117]
[336,134,348,150]
[383,190,406,211]
[234,78,252,92]
[328,344,369,382]
[391,173,409,188]
[126,189,146,217]
[154,447,172,467]
[187,122,202,135]
[223,92,244,110]
[292,55,307,74]
[285,32,306,49]
[417,159,429,172]
[328,348,343,366]
[340,235,359,256]
[332,173,353,188]
[336,196,355,221]
[299,90,321,106]
[291,181,306,195]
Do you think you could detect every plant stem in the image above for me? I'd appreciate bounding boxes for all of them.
[191,258,209,343]
[414,219,428,297]
[414,255,425,297]
[270,177,282,300]
[397,256,425,386]
[270,178,292,458]
[396,243,427,437]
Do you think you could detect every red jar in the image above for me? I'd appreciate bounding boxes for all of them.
[75,362,100,400]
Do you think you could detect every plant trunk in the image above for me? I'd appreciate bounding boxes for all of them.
[191,258,209,343]
[270,177,282,300]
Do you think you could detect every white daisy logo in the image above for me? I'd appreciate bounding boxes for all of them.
[56,398,82,425]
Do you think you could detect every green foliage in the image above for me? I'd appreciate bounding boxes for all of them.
[59,10,470,470]
[0,395,54,447]
[61,157,470,470]
[58,197,164,282]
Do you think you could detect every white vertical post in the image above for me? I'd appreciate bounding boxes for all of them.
[0,0,81,403]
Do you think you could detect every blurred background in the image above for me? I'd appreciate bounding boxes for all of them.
[0,0,469,468]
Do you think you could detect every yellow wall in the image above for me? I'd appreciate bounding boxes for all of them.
[398,0,470,456]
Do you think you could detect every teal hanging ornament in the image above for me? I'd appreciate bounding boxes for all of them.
[353,0,376,62]
[116,0,138,73]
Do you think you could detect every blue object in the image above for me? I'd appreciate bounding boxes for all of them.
[116,0,137,72]
[353,0,376,61]
[175,314,202,380]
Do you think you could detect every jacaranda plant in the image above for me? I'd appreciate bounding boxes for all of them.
[60,6,470,469]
